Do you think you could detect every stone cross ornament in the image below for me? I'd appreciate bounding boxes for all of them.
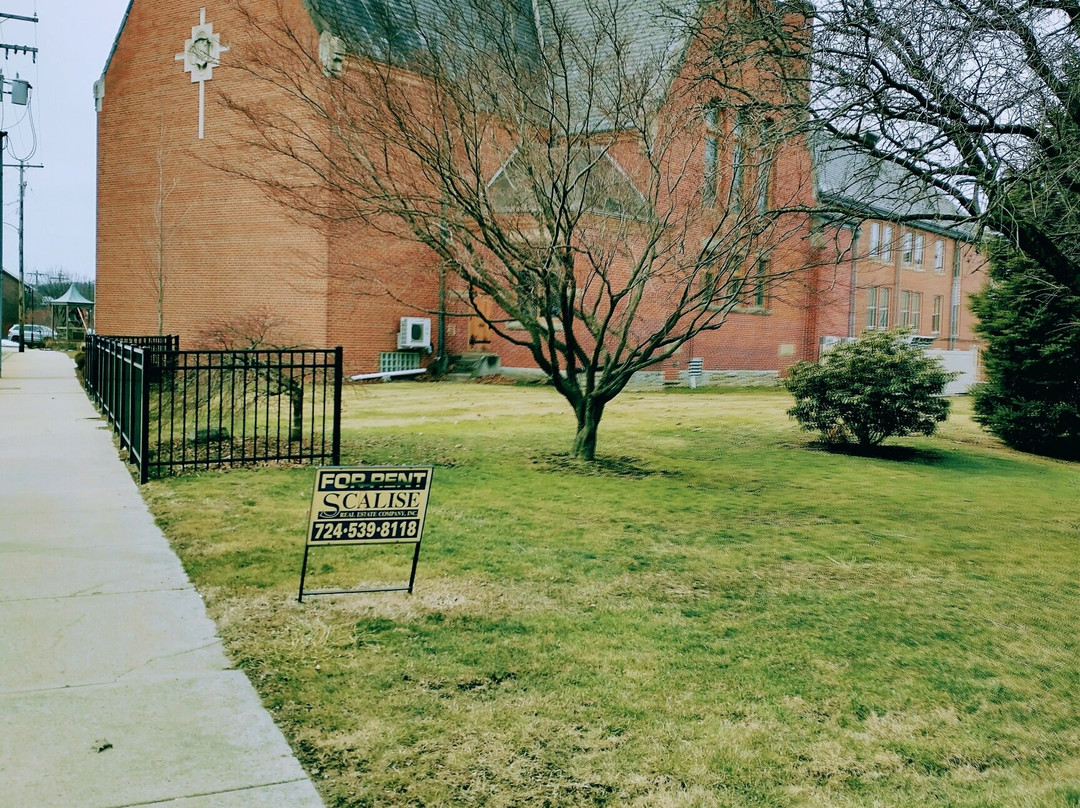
[176,8,229,139]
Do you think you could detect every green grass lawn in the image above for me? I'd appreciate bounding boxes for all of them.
[142,383,1080,807]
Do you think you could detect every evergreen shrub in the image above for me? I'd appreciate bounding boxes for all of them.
[785,329,955,447]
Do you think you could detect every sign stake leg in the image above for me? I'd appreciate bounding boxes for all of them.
[298,542,313,603]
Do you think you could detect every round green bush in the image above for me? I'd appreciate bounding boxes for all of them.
[784,330,956,447]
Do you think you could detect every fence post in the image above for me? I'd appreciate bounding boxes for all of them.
[121,343,132,452]
[85,335,95,398]
[332,346,343,465]
[85,335,95,400]
[140,349,152,484]
[113,343,122,437]
[92,336,100,403]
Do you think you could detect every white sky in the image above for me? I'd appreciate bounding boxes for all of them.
[0,0,131,283]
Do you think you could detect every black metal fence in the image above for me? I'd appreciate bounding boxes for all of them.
[85,334,179,388]
[84,335,342,483]
[84,336,154,477]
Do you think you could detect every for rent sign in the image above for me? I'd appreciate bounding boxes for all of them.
[308,467,432,545]
[299,466,433,601]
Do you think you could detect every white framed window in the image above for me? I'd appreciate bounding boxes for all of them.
[902,231,914,265]
[703,106,719,207]
[868,222,881,259]
[932,295,943,334]
[900,291,922,330]
[729,115,746,212]
[907,289,924,330]
[755,121,775,216]
[867,286,890,329]
[913,234,925,269]
[934,240,945,273]
[881,225,893,262]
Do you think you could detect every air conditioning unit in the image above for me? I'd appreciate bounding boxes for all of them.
[902,335,936,349]
[398,317,432,350]
[820,336,858,354]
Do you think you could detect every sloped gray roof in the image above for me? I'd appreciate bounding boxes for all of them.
[51,284,95,306]
[813,131,977,239]
[308,0,541,63]
[537,0,697,131]
[98,0,539,90]
[311,0,696,129]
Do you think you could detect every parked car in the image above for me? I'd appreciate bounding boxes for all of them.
[6,324,55,346]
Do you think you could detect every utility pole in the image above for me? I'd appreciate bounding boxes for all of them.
[10,162,42,352]
[13,160,42,351]
[0,10,37,368]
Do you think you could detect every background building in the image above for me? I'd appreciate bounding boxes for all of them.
[95,1,983,383]
[815,134,983,352]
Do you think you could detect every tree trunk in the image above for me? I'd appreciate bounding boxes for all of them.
[286,379,303,442]
[291,391,303,442]
[571,398,605,461]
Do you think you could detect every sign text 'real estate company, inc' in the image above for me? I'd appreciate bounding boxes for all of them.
[299,466,433,600]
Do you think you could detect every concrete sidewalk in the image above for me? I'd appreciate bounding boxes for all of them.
[0,350,325,808]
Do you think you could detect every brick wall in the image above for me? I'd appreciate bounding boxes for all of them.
[326,220,451,375]
[97,0,331,348]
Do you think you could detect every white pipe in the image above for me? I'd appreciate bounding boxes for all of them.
[349,367,427,382]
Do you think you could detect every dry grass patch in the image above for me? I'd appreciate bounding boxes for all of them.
[141,385,1080,807]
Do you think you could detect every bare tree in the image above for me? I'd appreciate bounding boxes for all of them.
[222,0,815,459]
[198,305,308,441]
[198,304,294,350]
[143,122,191,336]
[813,0,1080,295]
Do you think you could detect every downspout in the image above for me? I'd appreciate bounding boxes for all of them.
[893,228,902,330]
[437,262,447,373]
[949,243,961,350]
[436,204,451,375]
[804,261,819,361]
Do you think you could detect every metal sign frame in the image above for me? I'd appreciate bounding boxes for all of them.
[298,465,433,602]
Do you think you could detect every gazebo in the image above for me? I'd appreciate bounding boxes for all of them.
[50,284,95,343]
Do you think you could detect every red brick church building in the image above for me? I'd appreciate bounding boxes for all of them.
[95,0,983,382]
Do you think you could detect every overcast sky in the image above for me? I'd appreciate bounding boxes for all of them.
[0,0,131,283]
